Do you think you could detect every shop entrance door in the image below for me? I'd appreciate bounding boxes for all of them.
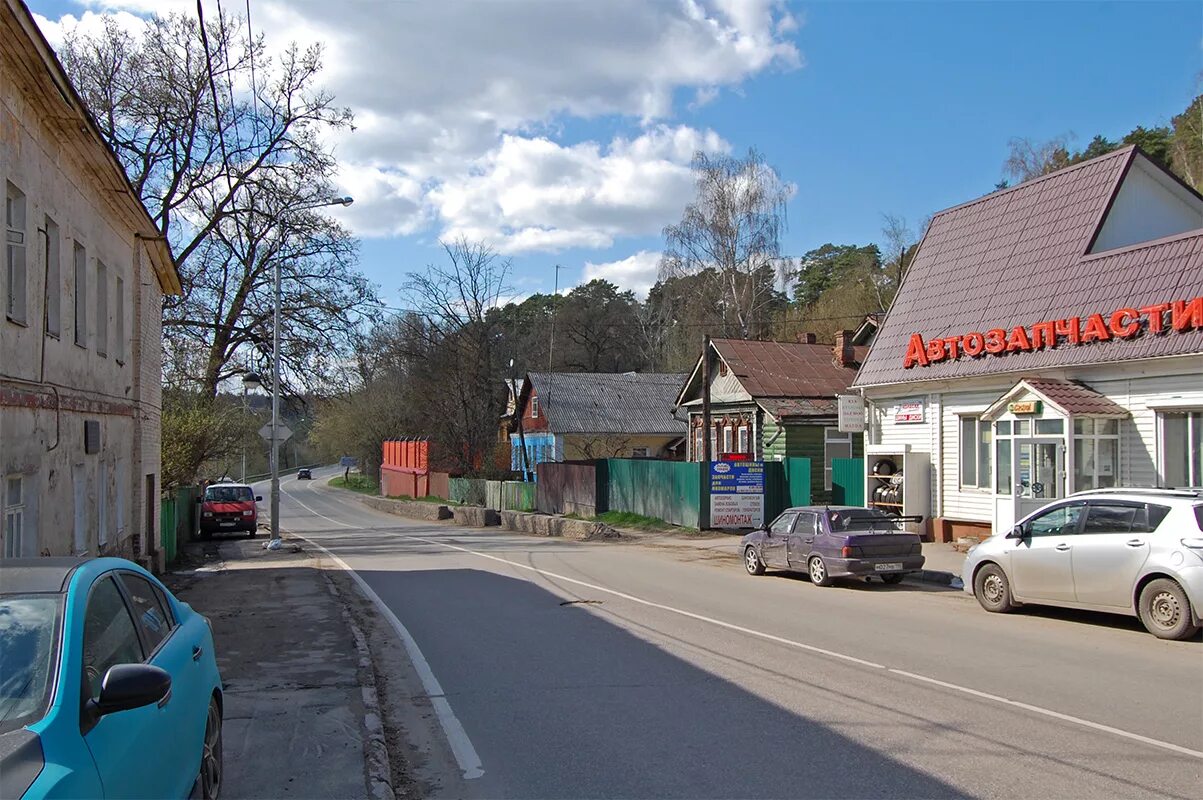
[1014,439,1064,524]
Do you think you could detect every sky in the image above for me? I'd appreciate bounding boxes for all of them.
[28,0,1203,308]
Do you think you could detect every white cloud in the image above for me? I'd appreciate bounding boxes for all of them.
[431,126,728,254]
[582,250,664,298]
[33,0,800,254]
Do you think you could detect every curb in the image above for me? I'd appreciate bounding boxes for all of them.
[320,566,397,800]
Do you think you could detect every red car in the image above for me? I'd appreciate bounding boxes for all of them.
[198,483,262,538]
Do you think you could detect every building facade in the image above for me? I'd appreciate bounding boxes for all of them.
[1,1,180,564]
[853,147,1203,542]
[510,372,687,477]
[674,335,865,503]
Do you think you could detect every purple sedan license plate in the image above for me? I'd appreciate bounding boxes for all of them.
[874,562,903,571]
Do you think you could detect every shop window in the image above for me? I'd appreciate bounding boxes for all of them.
[959,416,991,490]
[6,182,27,324]
[995,438,1012,495]
[1158,411,1202,488]
[1073,417,1119,491]
[4,476,23,558]
[824,428,853,491]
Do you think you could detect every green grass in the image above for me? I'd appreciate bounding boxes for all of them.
[392,495,459,506]
[594,511,676,531]
[329,475,379,495]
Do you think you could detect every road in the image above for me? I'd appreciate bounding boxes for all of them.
[271,468,1202,799]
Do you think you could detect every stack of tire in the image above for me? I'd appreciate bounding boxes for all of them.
[871,459,901,508]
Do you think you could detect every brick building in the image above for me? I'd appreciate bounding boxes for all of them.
[1,0,181,565]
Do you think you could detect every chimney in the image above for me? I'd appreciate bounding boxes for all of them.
[834,330,855,367]
[796,332,817,344]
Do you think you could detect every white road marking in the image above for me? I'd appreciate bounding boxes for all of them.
[284,482,1203,762]
[279,487,485,780]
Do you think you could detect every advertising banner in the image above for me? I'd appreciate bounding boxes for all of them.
[709,461,766,528]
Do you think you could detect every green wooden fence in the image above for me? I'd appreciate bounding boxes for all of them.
[605,459,701,528]
[501,481,536,511]
[160,497,177,565]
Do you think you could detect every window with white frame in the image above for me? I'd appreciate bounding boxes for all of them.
[96,260,108,357]
[44,217,60,337]
[738,425,750,454]
[722,425,733,454]
[959,416,992,489]
[824,427,853,491]
[114,275,125,363]
[1159,411,1202,488]
[6,182,27,324]
[631,447,649,458]
[1073,418,1119,491]
[693,426,703,461]
[530,395,539,418]
[4,476,23,558]
[709,427,718,460]
[73,242,87,347]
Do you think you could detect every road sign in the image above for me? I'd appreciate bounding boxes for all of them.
[339,456,358,468]
[258,423,293,443]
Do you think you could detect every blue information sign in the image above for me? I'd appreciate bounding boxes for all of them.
[709,461,766,528]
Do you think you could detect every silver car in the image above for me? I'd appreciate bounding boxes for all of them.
[962,489,1203,640]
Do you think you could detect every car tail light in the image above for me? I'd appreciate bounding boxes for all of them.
[842,545,854,558]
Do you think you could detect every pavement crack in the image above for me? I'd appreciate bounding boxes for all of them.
[559,599,603,606]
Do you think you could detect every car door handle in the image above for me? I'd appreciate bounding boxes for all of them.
[1125,539,1145,547]
[192,645,204,662]
[803,538,813,544]
[1055,543,1071,551]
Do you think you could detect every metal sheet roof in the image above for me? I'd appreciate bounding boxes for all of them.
[983,378,1130,419]
[527,372,688,435]
[854,148,1203,387]
[710,339,864,398]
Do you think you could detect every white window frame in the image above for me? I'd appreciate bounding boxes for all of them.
[737,426,749,454]
[722,425,734,454]
[44,217,60,337]
[1157,410,1202,488]
[693,426,703,462]
[530,395,539,418]
[1072,417,1121,492]
[6,182,27,325]
[73,242,87,348]
[959,415,992,491]
[4,476,24,559]
[824,427,854,491]
[631,446,649,458]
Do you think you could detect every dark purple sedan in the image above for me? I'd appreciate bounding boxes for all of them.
[741,506,925,586]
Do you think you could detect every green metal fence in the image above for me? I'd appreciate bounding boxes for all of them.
[605,459,701,528]
[762,458,811,521]
[160,497,177,565]
[832,458,865,506]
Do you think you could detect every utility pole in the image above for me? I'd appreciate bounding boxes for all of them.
[546,263,561,462]
[700,334,712,529]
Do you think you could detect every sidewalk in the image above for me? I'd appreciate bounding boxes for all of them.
[164,538,394,800]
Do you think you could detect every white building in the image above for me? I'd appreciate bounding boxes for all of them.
[853,146,1203,542]
[1,1,181,564]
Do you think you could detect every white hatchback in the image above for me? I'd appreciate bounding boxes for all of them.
[962,489,1203,639]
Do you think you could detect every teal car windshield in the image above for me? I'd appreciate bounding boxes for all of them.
[0,594,62,734]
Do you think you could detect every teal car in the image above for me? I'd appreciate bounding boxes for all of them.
[0,558,223,799]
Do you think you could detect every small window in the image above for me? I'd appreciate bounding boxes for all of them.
[95,261,107,357]
[630,447,649,458]
[82,577,144,700]
[737,426,749,454]
[959,416,991,490]
[4,476,24,558]
[73,242,87,347]
[770,513,796,535]
[722,426,733,454]
[530,396,539,418]
[1035,419,1063,435]
[718,361,728,377]
[114,276,125,362]
[44,218,60,337]
[5,182,27,324]
[118,573,174,654]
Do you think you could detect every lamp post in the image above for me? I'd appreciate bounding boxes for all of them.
[240,371,263,482]
[267,195,354,547]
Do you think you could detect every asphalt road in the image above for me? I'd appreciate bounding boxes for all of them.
[272,469,1202,799]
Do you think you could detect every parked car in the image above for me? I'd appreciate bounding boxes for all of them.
[198,483,261,539]
[962,488,1203,640]
[0,557,223,799]
[742,506,925,586]
[296,468,312,480]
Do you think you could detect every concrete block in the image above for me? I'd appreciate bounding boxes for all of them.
[360,496,452,521]
[498,510,619,541]
[452,506,500,527]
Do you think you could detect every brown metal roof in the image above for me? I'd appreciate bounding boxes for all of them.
[853,147,1203,387]
[711,339,864,398]
[983,378,1130,419]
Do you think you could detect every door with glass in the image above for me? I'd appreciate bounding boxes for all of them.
[1014,439,1064,523]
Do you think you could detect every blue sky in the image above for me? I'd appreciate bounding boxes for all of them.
[31,1,1203,307]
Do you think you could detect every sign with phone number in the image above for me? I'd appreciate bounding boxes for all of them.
[710,461,766,528]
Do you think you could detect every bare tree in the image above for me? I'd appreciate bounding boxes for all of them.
[1003,135,1074,183]
[60,11,373,397]
[660,149,791,339]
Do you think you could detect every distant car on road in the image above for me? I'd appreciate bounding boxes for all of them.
[742,506,925,586]
[296,468,312,480]
[198,483,261,539]
[962,488,1203,640]
[0,557,223,799]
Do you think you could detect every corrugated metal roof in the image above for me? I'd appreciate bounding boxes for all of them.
[528,372,687,435]
[854,147,1203,387]
[711,339,864,398]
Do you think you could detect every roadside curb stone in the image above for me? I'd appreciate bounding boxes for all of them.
[360,495,453,521]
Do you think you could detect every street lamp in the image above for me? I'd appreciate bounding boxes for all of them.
[240,371,262,482]
[267,195,354,547]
